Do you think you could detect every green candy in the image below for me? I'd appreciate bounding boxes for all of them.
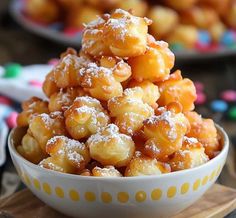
[3,63,22,78]
[228,106,236,120]
[170,43,184,52]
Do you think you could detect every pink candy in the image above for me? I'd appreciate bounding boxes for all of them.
[63,27,83,37]
[6,112,18,128]
[220,90,236,102]
[194,81,204,93]
[48,58,59,66]
[29,80,43,87]
[195,92,206,105]
[0,96,12,106]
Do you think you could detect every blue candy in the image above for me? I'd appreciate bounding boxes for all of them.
[198,30,211,45]
[220,31,235,46]
[210,100,228,112]
[0,104,13,119]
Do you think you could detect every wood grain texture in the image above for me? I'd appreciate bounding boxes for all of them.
[0,184,236,218]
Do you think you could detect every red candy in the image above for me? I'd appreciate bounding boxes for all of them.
[48,58,59,66]
[194,81,204,93]
[63,27,83,37]
[195,92,206,105]
[29,80,43,87]
[220,90,236,102]
[6,112,18,128]
[0,96,12,106]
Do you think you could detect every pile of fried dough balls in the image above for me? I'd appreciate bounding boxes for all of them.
[16,9,221,177]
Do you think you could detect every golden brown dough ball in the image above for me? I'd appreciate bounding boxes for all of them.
[169,136,209,171]
[92,166,122,177]
[17,133,48,164]
[166,24,198,48]
[39,136,90,174]
[24,0,60,24]
[165,0,199,11]
[128,80,160,108]
[42,71,59,98]
[79,57,131,101]
[148,6,179,39]
[157,70,197,112]
[82,9,151,57]
[143,106,190,160]
[87,124,135,167]
[223,1,236,28]
[108,87,154,135]
[64,96,110,140]
[125,152,171,177]
[128,37,174,83]
[53,49,91,88]
[184,111,220,159]
[180,6,219,29]
[85,0,120,10]
[199,0,230,16]
[48,87,87,112]
[118,0,148,17]
[29,112,67,152]
[67,6,101,28]
[17,97,49,127]
[209,21,226,43]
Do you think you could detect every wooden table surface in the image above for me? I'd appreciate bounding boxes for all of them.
[0,184,236,218]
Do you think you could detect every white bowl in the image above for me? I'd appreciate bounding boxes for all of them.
[8,125,229,218]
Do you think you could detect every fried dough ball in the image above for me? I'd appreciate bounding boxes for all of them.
[209,21,226,43]
[64,96,110,140]
[165,0,198,11]
[181,6,219,29]
[29,112,67,152]
[157,70,197,112]
[67,6,101,28]
[17,133,48,164]
[79,57,131,101]
[87,124,135,167]
[199,0,230,16]
[17,97,49,127]
[125,152,171,177]
[80,169,92,176]
[42,71,59,97]
[148,6,179,39]
[53,49,91,88]
[166,24,198,48]
[128,37,174,83]
[92,166,122,177]
[143,106,190,160]
[39,136,90,174]
[185,111,220,159]
[48,87,87,112]
[24,0,60,24]
[118,0,148,17]
[169,136,209,171]
[86,0,120,10]
[224,1,236,29]
[82,9,151,57]
[108,87,154,135]
[128,80,160,108]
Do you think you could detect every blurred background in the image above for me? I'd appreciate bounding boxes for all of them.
[0,0,236,214]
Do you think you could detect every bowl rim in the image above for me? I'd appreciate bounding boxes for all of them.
[8,124,229,181]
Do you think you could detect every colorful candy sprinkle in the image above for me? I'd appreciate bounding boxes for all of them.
[220,90,236,102]
[195,92,206,105]
[49,22,64,31]
[220,31,235,47]
[169,43,184,52]
[3,63,22,78]
[198,31,211,45]
[48,58,59,66]
[6,112,18,128]
[0,105,12,119]
[0,96,12,106]
[63,27,83,37]
[210,100,228,112]
[29,80,43,87]
[194,81,204,92]
[228,106,236,120]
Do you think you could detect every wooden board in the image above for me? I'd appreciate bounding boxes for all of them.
[0,184,236,218]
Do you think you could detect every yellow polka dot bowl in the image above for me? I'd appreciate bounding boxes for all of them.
[8,125,229,218]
